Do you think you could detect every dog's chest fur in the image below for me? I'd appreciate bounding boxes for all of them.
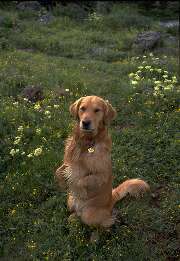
[64,142,111,184]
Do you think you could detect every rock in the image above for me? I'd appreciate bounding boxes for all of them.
[0,16,5,26]
[39,13,54,24]
[132,31,161,52]
[154,33,178,56]
[90,47,109,56]
[21,86,44,103]
[55,88,70,98]
[159,20,179,29]
[16,1,41,12]
[163,34,178,45]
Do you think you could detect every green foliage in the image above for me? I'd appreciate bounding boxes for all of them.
[0,3,179,260]
[102,4,153,30]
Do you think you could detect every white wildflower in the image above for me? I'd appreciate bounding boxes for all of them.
[154,86,159,91]
[10,149,19,156]
[145,66,151,69]
[34,147,42,156]
[27,153,33,158]
[157,69,162,73]
[36,128,41,135]
[129,73,135,78]
[154,81,161,85]
[14,137,21,145]
[44,110,50,115]
[131,80,138,85]
[172,76,177,83]
[13,102,18,106]
[17,126,23,132]
[134,75,141,81]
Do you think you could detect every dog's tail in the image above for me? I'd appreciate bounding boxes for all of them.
[112,179,150,206]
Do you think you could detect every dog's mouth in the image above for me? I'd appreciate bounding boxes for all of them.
[80,128,95,133]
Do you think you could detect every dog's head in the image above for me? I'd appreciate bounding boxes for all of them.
[70,96,116,135]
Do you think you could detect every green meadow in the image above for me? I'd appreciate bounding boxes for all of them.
[0,2,179,260]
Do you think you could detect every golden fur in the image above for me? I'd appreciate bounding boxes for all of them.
[55,96,150,228]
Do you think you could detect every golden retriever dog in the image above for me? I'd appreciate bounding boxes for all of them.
[55,96,150,228]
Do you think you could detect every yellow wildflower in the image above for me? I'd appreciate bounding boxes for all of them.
[34,104,41,110]
[131,80,138,85]
[129,73,135,78]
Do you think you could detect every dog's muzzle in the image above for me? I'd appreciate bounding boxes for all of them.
[81,120,94,132]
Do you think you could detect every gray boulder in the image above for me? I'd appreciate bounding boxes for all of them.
[159,20,179,29]
[90,47,109,56]
[0,16,5,26]
[39,13,54,24]
[16,1,41,11]
[132,31,161,52]
[21,86,44,103]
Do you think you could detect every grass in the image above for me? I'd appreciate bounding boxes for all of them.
[0,3,179,260]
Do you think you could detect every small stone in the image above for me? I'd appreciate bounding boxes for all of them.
[90,231,100,243]
[16,1,41,11]
[39,13,54,24]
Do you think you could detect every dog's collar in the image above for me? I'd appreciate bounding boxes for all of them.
[78,139,95,153]
[87,140,95,153]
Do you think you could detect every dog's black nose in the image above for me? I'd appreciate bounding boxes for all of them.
[82,120,91,130]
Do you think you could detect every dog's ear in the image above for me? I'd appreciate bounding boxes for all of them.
[103,100,117,125]
[69,97,84,119]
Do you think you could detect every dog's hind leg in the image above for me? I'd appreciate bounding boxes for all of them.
[81,207,115,228]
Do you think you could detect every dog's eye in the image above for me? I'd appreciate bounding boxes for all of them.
[80,106,86,112]
[94,108,100,113]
